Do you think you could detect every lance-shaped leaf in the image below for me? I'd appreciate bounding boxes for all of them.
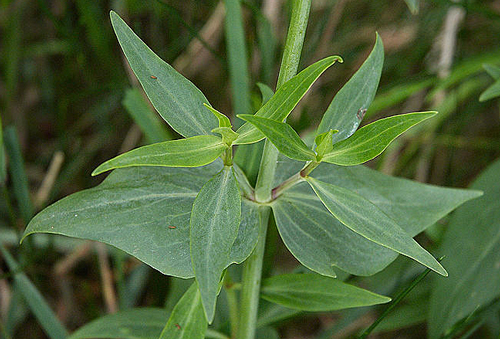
[479,78,500,102]
[429,159,499,339]
[190,166,241,323]
[306,177,447,276]
[238,115,316,161]
[257,82,275,104]
[92,135,227,176]
[23,163,259,279]
[110,11,218,137]
[159,282,207,339]
[204,103,231,128]
[272,154,482,277]
[321,112,436,165]
[314,129,337,159]
[261,273,390,312]
[317,34,384,144]
[234,56,342,144]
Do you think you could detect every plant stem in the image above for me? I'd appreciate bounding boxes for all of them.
[254,0,312,203]
[237,1,312,338]
[224,274,239,338]
[236,207,270,339]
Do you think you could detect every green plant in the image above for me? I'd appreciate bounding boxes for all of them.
[20,4,483,339]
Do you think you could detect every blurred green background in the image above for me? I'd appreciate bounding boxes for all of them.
[1,0,499,338]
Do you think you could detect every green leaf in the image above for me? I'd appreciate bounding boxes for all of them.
[159,283,207,339]
[272,156,482,276]
[483,64,500,80]
[306,177,447,276]
[123,88,172,144]
[4,126,34,222]
[256,83,274,105]
[0,115,6,184]
[317,34,383,144]
[429,158,500,339]
[204,103,232,128]
[260,273,390,312]
[211,127,239,146]
[110,11,218,137]
[0,244,68,339]
[314,129,337,159]
[321,112,436,165]
[404,0,419,14]
[238,115,316,161]
[92,135,227,176]
[190,166,241,322]
[479,78,500,101]
[23,164,258,279]
[68,308,168,339]
[234,56,342,144]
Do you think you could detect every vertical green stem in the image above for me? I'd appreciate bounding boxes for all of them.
[236,207,270,339]
[237,1,312,338]
[254,0,312,203]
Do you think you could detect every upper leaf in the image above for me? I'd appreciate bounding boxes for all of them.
[190,166,241,323]
[272,154,482,276]
[110,11,218,137]
[429,158,499,339]
[321,112,436,165]
[306,177,447,276]
[23,164,259,279]
[260,273,390,312]
[314,129,337,159]
[234,56,342,144]
[238,115,316,161]
[256,82,275,105]
[204,104,232,128]
[159,282,207,339]
[317,34,384,144]
[92,135,227,176]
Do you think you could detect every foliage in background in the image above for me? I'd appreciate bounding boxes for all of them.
[1,0,499,338]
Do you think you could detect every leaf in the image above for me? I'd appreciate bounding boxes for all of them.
[211,127,239,146]
[256,82,274,105]
[23,163,259,279]
[190,166,241,322]
[159,283,207,339]
[479,78,500,101]
[3,126,34,222]
[314,129,337,159]
[404,0,419,14]
[68,308,168,339]
[234,56,342,144]
[321,112,436,165]
[428,158,500,339]
[123,88,172,144]
[92,135,227,176]
[483,64,500,79]
[238,115,316,161]
[306,177,447,276]
[204,104,231,128]
[0,244,68,339]
[110,11,218,137]
[260,273,390,312]
[317,34,384,144]
[272,155,482,276]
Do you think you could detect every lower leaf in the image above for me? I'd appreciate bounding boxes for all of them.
[261,273,390,312]
[159,282,207,339]
[190,166,241,323]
